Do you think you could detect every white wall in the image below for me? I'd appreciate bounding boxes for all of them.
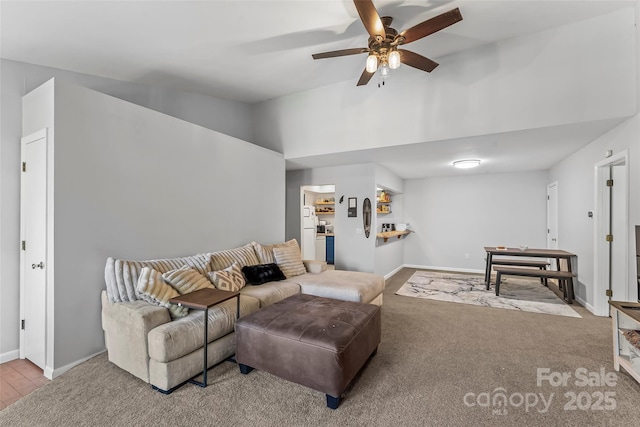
[19,79,285,373]
[403,171,549,272]
[0,60,255,361]
[287,165,376,273]
[252,8,636,159]
[374,165,405,277]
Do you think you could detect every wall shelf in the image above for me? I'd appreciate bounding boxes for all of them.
[376,230,411,242]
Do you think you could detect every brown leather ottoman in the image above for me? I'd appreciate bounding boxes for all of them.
[235,293,381,409]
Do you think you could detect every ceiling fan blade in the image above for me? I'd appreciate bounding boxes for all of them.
[399,49,439,73]
[312,48,368,60]
[357,68,375,86]
[353,0,386,41]
[399,8,463,44]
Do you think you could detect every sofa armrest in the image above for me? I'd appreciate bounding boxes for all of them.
[303,260,327,274]
[101,290,171,383]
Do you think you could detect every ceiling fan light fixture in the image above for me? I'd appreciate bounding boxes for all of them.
[366,54,379,73]
[453,159,481,169]
[388,50,401,69]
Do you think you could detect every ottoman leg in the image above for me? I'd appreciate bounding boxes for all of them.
[239,364,254,375]
[326,394,341,409]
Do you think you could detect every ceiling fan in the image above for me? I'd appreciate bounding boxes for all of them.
[312,0,463,86]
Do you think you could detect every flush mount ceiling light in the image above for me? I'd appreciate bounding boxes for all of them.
[453,159,481,169]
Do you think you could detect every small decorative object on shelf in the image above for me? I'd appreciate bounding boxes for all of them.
[376,188,392,214]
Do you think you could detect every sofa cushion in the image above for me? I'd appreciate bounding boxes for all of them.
[104,254,213,303]
[163,265,214,295]
[239,280,301,307]
[208,262,246,292]
[147,295,260,363]
[252,239,299,264]
[210,243,260,271]
[136,267,188,319]
[290,270,385,304]
[273,245,307,278]
[242,263,286,285]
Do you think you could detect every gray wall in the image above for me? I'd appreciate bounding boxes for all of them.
[547,2,640,314]
[15,79,285,373]
[549,115,640,312]
[403,171,549,272]
[0,59,255,361]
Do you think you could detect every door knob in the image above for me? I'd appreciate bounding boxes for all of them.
[31,262,44,269]
[551,238,557,242]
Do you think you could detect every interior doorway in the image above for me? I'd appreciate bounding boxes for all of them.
[300,185,336,265]
[594,150,629,316]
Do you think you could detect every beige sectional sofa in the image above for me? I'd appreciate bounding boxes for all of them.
[101,240,385,392]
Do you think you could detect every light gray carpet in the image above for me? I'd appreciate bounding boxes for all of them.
[396,270,581,318]
[1,268,639,426]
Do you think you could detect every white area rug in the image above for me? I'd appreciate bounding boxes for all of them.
[396,270,581,318]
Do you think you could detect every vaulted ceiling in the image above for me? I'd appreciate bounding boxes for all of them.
[1,1,636,178]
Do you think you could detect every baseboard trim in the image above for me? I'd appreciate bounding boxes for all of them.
[0,349,20,364]
[575,296,598,316]
[383,265,405,280]
[402,264,485,275]
[47,349,106,379]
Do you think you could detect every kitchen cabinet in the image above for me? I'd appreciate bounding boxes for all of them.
[326,236,335,265]
[315,236,326,262]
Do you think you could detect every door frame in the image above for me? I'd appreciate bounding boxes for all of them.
[20,128,55,378]
[593,150,629,317]
[546,182,558,249]
[546,182,559,272]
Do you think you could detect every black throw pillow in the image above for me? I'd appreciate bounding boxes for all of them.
[242,263,286,285]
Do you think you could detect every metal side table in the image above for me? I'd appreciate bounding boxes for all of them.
[169,287,240,388]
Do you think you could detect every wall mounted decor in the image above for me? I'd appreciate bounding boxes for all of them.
[348,197,357,217]
[363,198,372,238]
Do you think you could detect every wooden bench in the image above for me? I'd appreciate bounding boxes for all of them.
[490,266,576,304]
[489,258,550,285]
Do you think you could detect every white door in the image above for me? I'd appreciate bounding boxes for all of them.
[610,165,627,301]
[20,130,48,370]
[547,182,558,269]
[594,151,629,316]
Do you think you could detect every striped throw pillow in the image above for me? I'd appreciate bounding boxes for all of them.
[273,245,307,278]
[252,239,300,264]
[136,267,188,319]
[210,244,260,271]
[163,265,213,295]
[208,262,245,292]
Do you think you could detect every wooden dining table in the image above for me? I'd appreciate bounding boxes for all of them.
[484,246,577,297]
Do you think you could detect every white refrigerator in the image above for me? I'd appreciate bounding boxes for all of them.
[302,205,317,259]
